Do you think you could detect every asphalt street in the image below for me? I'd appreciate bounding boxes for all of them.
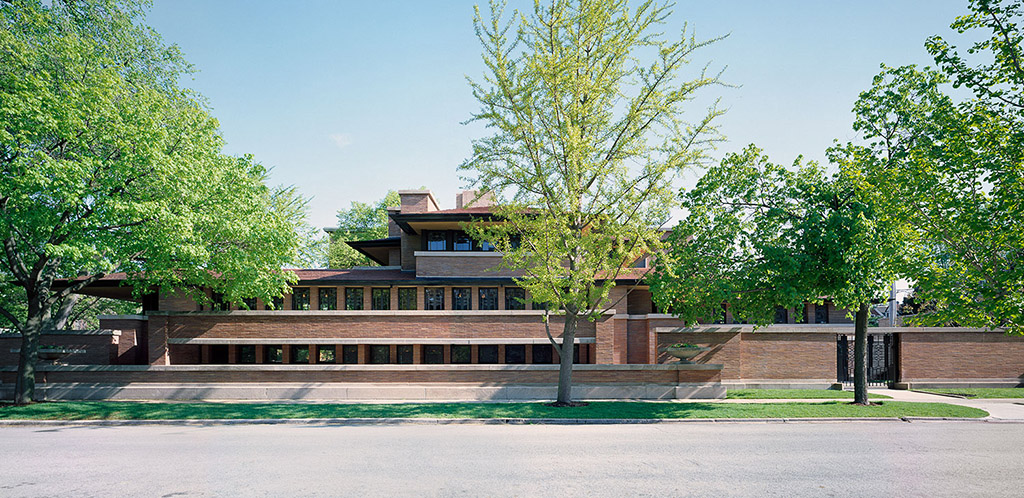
[2,421,1023,497]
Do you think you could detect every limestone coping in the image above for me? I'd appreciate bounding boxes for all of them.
[97,314,148,321]
[412,251,503,257]
[2,363,723,372]
[167,337,597,345]
[653,325,1006,334]
[0,329,120,337]
[148,309,619,317]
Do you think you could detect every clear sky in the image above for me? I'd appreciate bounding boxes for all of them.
[145,1,969,230]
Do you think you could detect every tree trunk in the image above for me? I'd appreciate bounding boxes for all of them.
[14,314,42,405]
[555,313,578,405]
[853,302,870,405]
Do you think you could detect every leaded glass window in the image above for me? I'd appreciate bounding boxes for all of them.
[371,288,390,310]
[319,288,337,310]
[452,287,471,310]
[478,288,498,310]
[398,288,417,310]
[345,287,364,310]
[505,287,526,310]
[425,287,445,310]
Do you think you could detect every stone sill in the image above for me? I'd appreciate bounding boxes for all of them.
[168,337,597,345]
[0,329,120,337]
[413,251,504,257]
[2,363,723,373]
[148,309,618,317]
[654,325,1004,334]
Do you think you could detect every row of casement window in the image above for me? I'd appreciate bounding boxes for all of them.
[202,343,584,365]
[210,287,531,312]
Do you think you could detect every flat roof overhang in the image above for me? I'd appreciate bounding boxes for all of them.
[345,236,401,266]
[389,212,502,235]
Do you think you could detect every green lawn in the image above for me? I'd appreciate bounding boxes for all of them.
[917,388,1024,399]
[0,401,985,420]
[726,389,891,400]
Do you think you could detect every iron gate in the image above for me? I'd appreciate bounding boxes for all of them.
[837,334,898,387]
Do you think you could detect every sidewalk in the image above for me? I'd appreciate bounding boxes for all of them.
[872,388,1024,421]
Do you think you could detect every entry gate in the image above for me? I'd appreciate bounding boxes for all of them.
[837,334,897,387]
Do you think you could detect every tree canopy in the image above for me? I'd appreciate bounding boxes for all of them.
[648,145,906,403]
[0,0,303,403]
[327,190,400,268]
[462,0,724,404]
[835,0,1023,334]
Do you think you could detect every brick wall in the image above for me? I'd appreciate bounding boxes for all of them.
[900,332,1024,381]
[414,253,523,278]
[155,312,600,343]
[739,333,835,380]
[656,331,744,379]
[0,331,118,366]
[2,364,719,385]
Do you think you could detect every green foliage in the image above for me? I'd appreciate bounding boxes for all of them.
[838,0,1024,334]
[0,0,302,313]
[462,0,725,403]
[327,190,400,268]
[272,185,327,268]
[462,0,724,319]
[648,145,905,326]
[0,0,303,401]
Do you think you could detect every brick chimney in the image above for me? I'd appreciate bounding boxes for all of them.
[455,190,495,209]
[398,190,439,213]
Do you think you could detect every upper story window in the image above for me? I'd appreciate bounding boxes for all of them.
[774,306,789,324]
[345,287,364,310]
[292,287,310,311]
[210,292,228,311]
[423,230,500,252]
[505,287,526,310]
[319,288,337,310]
[242,297,257,310]
[452,287,472,310]
[479,288,498,310]
[427,231,447,251]
[372,288,390,310]
[454,232,473,251]
[270,296,284,311]
[425,287,445,310]
[815,303,830,324]
[398,288,417,310]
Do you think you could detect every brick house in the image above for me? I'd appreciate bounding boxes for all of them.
[2,189,1022,401]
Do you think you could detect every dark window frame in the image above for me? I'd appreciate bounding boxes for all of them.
[505,287,526,311]
[425,287,445,310]
[398,288,418,310]
[291,287,310,311]
[478,288,498,310]
[371,288,391,310]
[450,345,471,364]
[345,287,364,310]
[318,287,337,310]
[452,287,472,310]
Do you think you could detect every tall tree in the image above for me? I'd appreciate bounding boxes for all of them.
[648,146,906,404]
[462,0,724,405]
[327,190,400,268]
[0,0,301,403]
[837,0,1023,334]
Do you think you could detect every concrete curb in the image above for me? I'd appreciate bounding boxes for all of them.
[0,416,1011,427]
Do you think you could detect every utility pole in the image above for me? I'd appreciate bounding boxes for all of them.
[888,281,898,327]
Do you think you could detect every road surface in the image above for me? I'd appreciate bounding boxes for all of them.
[2,421,1022,497]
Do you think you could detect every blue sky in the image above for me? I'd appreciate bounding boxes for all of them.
[145,1,969,230]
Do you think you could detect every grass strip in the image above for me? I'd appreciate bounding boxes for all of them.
[916,388,1024,399]
[726,389,891,399]
[0,401,985,420]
